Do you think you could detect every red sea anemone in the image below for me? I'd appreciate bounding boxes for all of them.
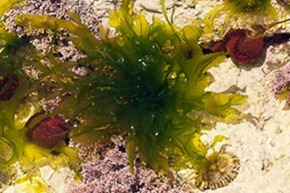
[27,116,69,149]
[224,29,265,63]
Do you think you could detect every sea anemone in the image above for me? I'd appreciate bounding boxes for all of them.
[195,150,240,190]
[27,116,69,149]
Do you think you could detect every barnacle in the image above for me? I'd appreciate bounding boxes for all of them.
[195,151,240,190]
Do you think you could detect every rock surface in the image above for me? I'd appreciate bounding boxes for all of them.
[2,0,290,192]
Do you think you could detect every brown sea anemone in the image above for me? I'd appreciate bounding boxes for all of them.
[195,151,240,191]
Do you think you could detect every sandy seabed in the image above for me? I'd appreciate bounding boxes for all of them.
[3,0,290,192]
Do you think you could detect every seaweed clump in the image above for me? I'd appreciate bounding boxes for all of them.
[224,0,273,12]
[0,0,81,190]
[0,0,248,191]
[198,0,278,35]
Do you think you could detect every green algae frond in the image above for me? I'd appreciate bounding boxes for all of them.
[15,0,247,175]
[0,0,80,182]
[199,0,278,34]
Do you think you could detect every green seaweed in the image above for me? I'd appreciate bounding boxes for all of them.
[198,0,278,34]
[0,0,80,181]
[225,0,273,12]
[0,67,81,167]
[0,0,26,18]
[15,0,247,174]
